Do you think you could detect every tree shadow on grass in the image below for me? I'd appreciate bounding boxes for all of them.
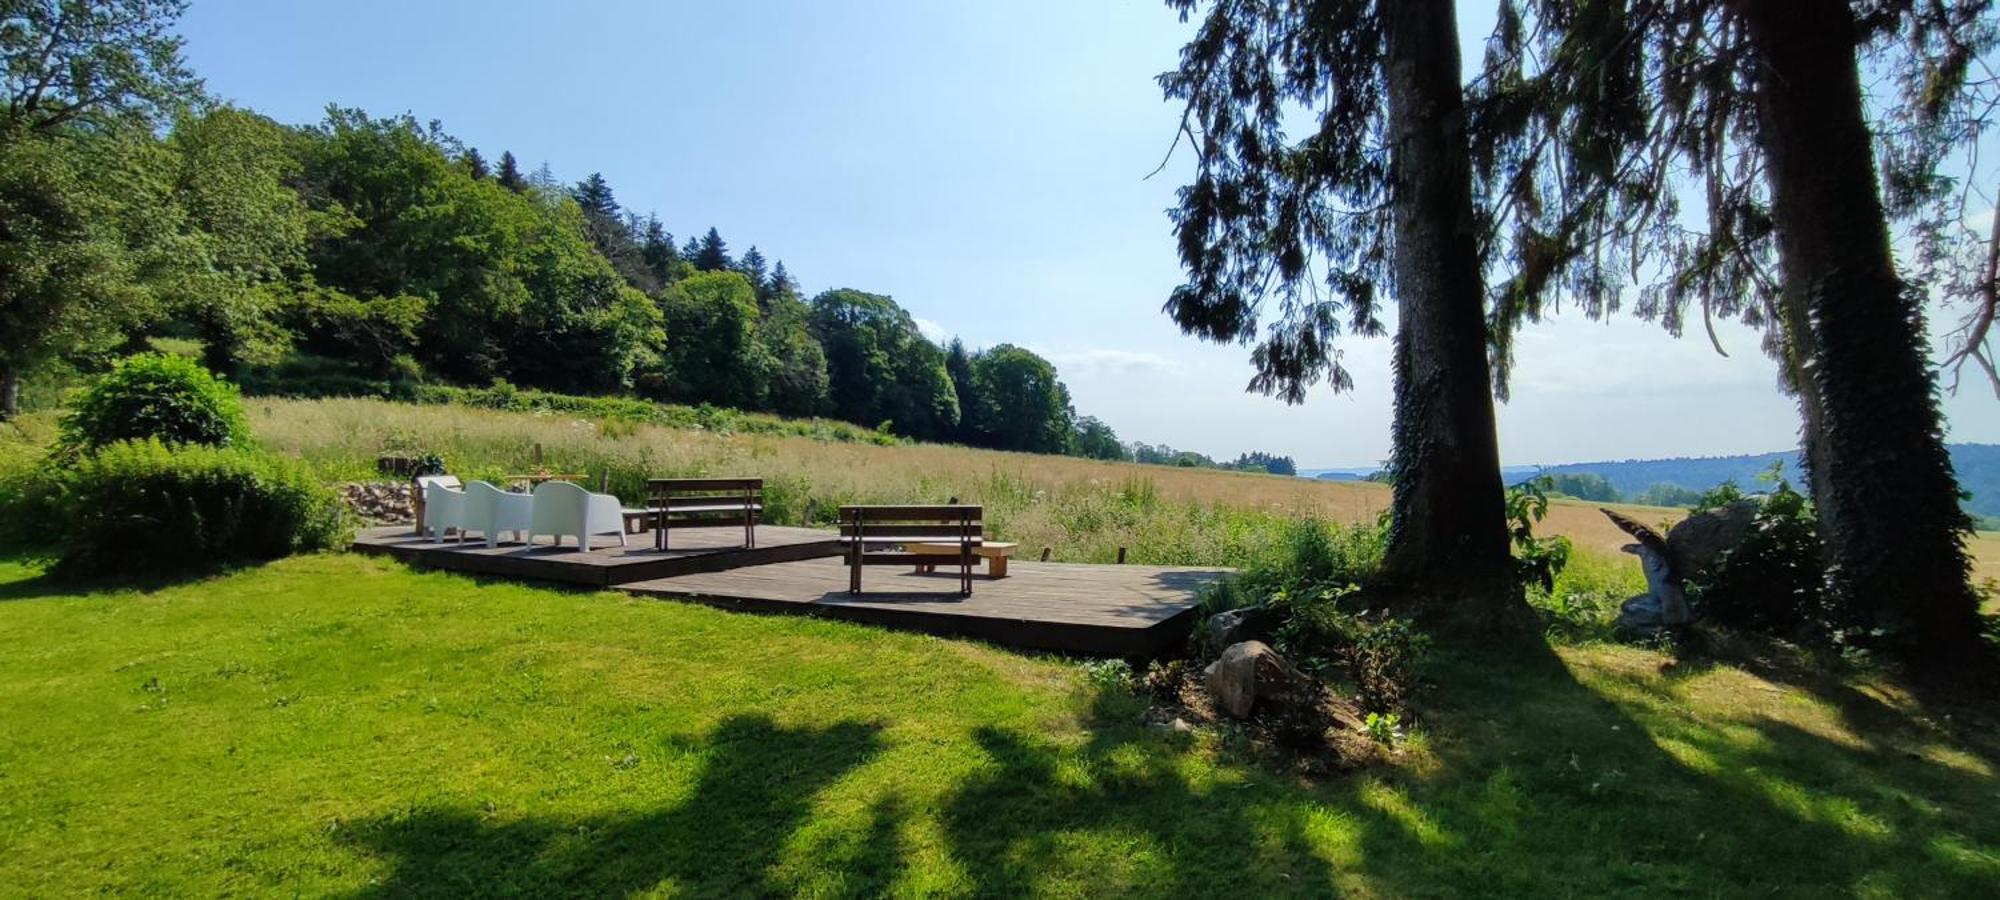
[939,635,2000,896]
[1332,639,2000,895]
[0,548,294,601]
[1659,630,2000,759]
[339,715,891,897]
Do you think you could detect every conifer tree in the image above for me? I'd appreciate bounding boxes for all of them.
[495,151,525,192]
[1162,0,1517,614]
[639,215,680,285]
[572,172,617,218]
[693,227,732,271]
[460,147,489,180]
[769,260,799,300]
[738,246,769,299]
[945,337,980,442]
[1476,0,1988,669]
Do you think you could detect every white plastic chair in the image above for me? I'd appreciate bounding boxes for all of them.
[462,480,534,548]
[527,480,627,552]
[417,475,465,541]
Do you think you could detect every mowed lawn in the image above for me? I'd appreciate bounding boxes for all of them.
[1,553,1996,897]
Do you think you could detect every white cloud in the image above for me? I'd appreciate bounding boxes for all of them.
[1031,346,1174,376]
[913,317,951,344]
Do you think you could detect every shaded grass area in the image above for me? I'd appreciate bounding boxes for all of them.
[1,553,1995,896]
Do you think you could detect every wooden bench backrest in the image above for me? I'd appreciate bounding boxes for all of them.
[838,505,983,544]
[648,477,761,497]
[648,478,761,512]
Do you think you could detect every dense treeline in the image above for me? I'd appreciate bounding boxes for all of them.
[1131,443,1298,475]
[6,97,1179,461]
[0,99,1121,454]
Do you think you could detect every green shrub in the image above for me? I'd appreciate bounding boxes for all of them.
[1199,518,1429,713]
[1690,478,1827,638]
[59,354,250,453]
[55,440,345,575]
[1506,476,1573,593]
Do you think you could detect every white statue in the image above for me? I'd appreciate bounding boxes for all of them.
[1602,509,1691,634]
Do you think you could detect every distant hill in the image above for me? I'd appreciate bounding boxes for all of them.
[1300,446,2000,518]
[1536,444,2000,517]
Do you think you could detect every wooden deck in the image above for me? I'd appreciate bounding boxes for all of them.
[623,558,1225,657]
[350,524,1225,657]
[350,524,842,587]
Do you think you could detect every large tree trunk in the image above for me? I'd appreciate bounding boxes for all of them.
[1377,0,1518,617]
[1735,0,1984,669]
[0,362,18,421]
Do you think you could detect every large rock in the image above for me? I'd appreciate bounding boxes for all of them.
[1666,500,1758,581]
[1203,641,1311,720]
[1197,605,1276,655]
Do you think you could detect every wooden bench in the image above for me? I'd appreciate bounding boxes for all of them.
[641,478,762,551]
[911,541,1019,578]
[840,505,982,596]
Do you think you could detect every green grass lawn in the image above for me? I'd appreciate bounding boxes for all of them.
[1,552,1995,897]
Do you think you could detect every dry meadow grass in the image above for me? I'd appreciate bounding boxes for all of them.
[248,396,1967,574]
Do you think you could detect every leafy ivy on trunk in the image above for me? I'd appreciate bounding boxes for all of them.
[1476,0,1992,671]
[1733,0,1982,664]
[1379,0,1515,606]
[1159,0,1519,619]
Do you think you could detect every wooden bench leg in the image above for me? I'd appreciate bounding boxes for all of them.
[988,555,1008,578]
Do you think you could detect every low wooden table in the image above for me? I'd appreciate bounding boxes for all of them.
[911,541,1019,578]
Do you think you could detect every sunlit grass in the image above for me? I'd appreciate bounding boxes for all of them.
[0,553,1994,895]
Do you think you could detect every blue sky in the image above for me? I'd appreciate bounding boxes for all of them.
[175,0,2000,468]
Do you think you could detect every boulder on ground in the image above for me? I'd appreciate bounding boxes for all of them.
[1197,605,1276,655]
[1666,500,1759,581]
[1203,640,1311,719]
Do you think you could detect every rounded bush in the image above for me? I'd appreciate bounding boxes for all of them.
[59,354,250,453]
[56,440,345,575]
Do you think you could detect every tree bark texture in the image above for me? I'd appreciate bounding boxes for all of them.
[1378,0,1518,614]
[1735,0,1983,666]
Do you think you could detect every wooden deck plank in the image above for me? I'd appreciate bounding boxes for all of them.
[349,525,1225,657]
[350,524,842,586]
[622,558,1224,657]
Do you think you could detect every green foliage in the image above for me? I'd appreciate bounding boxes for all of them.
[1339,612,1432,715]
[0,127,181,414]
[58,353,248,452]
[1230,451,1297,476]
[409,383,896,445]
[1362,711,1403,745]
[1632,482,1704,507]
[1539,471,1620,503]
[692,227,732,271]
[53,439,344,575]
[811,288,960,442]
[1071,416,1129,461]
[650,271,769,408]
[165,106,315,371]
[1526,548,1648,641]
[1693,478,1829,639]
[1201,518,1427,713]
[1506,477,1573,593]
[962,344,1074,454]
[1231,519,1387,613]
[297,109,660,391]
[755,289,831,418]
[1080,658,1135,691]
[1692,479,1748,514]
